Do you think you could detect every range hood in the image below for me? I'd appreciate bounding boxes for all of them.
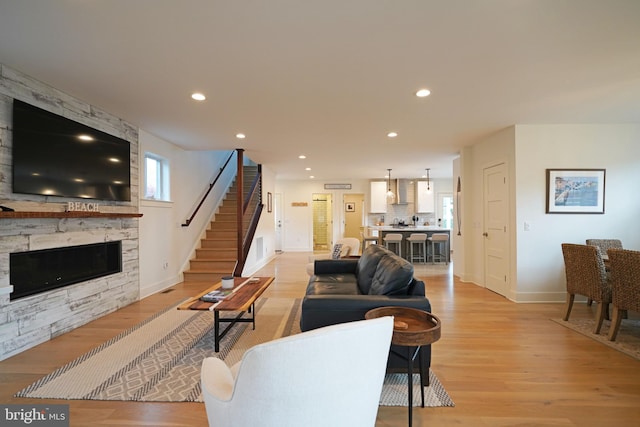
[392,179,410,204]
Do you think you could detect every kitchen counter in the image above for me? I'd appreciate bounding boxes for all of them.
[364,226,451,263]
[369,225,450,232]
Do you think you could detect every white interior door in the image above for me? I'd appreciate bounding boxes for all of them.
[483,163,509,297]
[343,193,364,241]
[274,193,283,252]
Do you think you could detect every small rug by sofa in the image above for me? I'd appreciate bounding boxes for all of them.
[551,317,640,361]
[16,297,454,407]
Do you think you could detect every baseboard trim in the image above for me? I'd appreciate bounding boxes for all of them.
[140,276,180,299]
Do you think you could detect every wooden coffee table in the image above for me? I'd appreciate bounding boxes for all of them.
[178,276,275,351]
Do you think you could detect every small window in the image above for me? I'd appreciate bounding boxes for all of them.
[144,152,170,201]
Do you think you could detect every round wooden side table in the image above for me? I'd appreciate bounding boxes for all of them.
[366,306,441,427]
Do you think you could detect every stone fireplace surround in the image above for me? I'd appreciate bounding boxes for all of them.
[0,64,141,361]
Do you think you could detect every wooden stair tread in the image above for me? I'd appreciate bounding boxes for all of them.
[186,176,245,280]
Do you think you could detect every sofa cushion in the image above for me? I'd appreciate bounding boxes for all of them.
[356,244,388,294]
[314,259,358,275]
[305,274,360,295]
[368,254,414,296]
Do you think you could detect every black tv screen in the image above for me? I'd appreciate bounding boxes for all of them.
[12,99,131,201]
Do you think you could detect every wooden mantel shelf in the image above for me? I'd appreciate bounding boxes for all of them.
[0,211,143,219]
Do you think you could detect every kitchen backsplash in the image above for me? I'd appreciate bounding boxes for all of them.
[366,206,436,227]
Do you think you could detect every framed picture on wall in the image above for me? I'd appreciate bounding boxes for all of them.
[267,192,273,213]
[345,202,355,212]
[546,169,606,214]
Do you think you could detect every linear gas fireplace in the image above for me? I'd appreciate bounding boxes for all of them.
[10,241,122,301]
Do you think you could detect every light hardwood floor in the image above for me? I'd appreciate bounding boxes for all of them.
[1,251,639,426]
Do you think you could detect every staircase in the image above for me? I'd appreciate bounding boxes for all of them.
[182,189,237,283]
[182,167,259,283]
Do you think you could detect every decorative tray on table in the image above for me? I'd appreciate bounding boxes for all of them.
[365,306,441,346]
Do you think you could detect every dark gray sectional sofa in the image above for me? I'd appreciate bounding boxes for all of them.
[300,244,433,385]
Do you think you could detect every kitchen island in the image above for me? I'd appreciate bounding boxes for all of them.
[366,226,451,263]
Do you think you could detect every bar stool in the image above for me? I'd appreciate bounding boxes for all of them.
[428,233,449,264]
[407,233,427,264]
[361,231,379,251]
[383,233,403,257]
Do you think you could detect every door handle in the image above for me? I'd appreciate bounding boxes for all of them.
[483,232,488,237]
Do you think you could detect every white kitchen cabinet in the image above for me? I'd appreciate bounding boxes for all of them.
[415,180,435,212]
[369,181,387,213]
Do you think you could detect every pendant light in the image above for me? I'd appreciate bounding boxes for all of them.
[425,168,431,191]
[386,169,395,203]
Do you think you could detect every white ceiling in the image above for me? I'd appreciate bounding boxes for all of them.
[1,1,639,181]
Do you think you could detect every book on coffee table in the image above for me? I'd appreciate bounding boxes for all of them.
[200,289,233,302]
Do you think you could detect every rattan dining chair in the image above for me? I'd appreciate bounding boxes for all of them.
[585,239,622,304]
[561,243,612,334]
[586,238,622,271]
[586,238,623,253]
[605,248,640,341]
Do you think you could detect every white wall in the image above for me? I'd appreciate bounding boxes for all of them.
[514,124,640,302]
[460,126,516,288]
[275,179,369,251]
[460,123,640,303]
[138,130,235,296]
[138,131,276,296]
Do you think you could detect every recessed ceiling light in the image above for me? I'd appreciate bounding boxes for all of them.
[299,155,306,159]
[309,175,315,179]
[387,132,398,138]
[236,133,246,139]
[305,167,311,171]
[108,157,121,163]
[416,88,431,98]
[78,134,94,141]
[191,92,206,101]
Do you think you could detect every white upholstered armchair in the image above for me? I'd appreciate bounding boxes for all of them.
[201,316,393,427]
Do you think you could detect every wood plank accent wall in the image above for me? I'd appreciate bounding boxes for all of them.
[0,64,141,361]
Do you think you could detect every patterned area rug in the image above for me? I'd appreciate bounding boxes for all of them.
[16,297,454,407]
[551,317,640,360]
[381,372,454,407]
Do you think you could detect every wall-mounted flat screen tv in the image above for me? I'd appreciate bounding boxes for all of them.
[12,99,131,201]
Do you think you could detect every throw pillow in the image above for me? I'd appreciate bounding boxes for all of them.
[356,244,387,294]
[368,254,414,296]
[331,243,343,259]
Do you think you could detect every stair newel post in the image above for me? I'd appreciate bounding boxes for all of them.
[235,148,245,276]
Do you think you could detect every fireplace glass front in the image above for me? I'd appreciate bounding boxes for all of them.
[10,241,122,301]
